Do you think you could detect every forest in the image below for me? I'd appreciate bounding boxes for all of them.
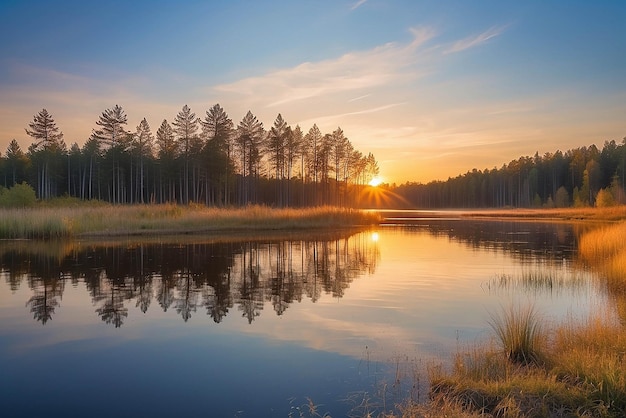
[391,137,626,209]
[0,106,379,207]
[3,105,625,210]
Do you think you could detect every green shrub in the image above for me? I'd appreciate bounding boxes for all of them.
[0,182,37,208]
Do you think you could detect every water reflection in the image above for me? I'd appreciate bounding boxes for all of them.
[0,221,611,418]
[391,219,579,262]
[0,231,380,326]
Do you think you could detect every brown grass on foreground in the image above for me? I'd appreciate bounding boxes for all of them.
[0,204,381,239]
[390,221,626,418]
[407,309,626,418]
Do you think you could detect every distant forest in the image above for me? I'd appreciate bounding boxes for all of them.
[0,106,379,207]
[391,137,626,209]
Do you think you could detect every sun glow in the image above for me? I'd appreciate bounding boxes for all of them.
[368,177,383,187]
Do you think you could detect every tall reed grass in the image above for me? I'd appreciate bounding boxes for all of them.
[0,204,381,239]
[578,221,626,289]
[0,208,70,239]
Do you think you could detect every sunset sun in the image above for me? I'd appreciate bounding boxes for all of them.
[368,176,383,187]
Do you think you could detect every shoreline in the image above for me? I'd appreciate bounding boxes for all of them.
[377,206,626,222]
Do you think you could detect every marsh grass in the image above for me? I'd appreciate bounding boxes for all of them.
[578,221,626,289]
[0,208,69,239]
[488,304,545,366]
[490,268,591,295]
[551,312,626,413]
[464,206,626,222]
[410,307,626,418]
[0,204,381,239]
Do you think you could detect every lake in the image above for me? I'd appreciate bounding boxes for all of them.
[0,217,607,417]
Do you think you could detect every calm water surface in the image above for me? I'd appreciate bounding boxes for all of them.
[0,219,607,417]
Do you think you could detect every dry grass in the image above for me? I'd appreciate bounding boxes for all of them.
[578,221,626,288]
[577,221,626,323]
[0,204,381,239]
[461,206,626,222]
[415,309,626,418]
[551,312,626,412]
[488,304,545,366]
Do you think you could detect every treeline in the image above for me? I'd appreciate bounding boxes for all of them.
[0,105,379,207]
[393,138,626,208]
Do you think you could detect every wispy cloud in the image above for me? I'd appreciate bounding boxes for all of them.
[445,25,506,54]
[348,93,371,102]
[408,26,438,49]
[298,103,405,127]
[214,25,437,109]
[350,0,368,11]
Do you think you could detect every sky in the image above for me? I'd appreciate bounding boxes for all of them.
[0,0,625,184]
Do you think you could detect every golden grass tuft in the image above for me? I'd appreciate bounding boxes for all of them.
[488,304,545,366]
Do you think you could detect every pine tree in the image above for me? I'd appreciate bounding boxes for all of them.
[25,109,66,198]
[236,111,264,204]
[156,119,178,202]
[133,118,154,203]
[4,139,28,187]
[200,104,234,205]
[92,105,128,148]
[285,125,303,206]
[304,124,323,205]
[267,114,290,205]
[92,105,130,203]
[25,109,64,149]
[172,105,199,203]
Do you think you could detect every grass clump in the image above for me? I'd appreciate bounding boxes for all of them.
[415,308,626,418]
[488,304,544,366]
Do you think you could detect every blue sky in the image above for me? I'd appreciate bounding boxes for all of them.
[1,0,625,183]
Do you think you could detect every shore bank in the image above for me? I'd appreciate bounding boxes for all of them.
[0,204,381,239]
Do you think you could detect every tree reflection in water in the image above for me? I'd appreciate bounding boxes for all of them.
[26,276,64,324]
[1,231,379,326]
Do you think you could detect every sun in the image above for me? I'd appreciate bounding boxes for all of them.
[368,176,383,187]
